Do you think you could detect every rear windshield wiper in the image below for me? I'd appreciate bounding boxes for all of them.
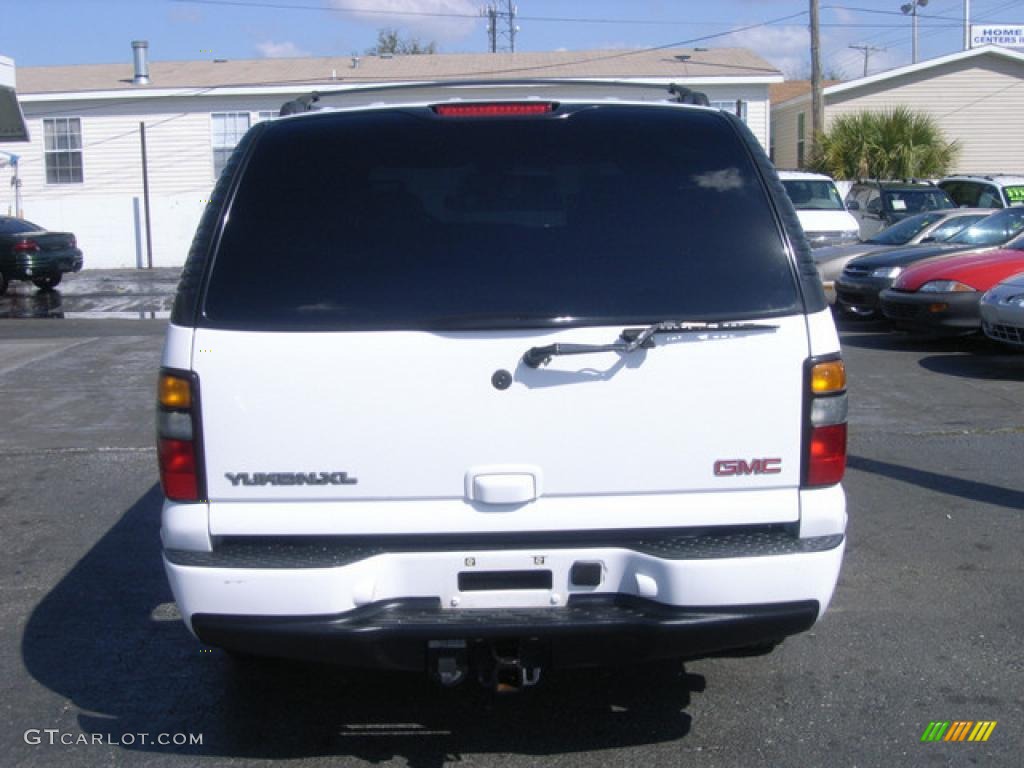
[522,321,778,368]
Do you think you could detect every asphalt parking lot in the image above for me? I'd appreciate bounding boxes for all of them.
[1,270,1022,767]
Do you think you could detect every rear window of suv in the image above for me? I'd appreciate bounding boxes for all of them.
[202,105,800,331]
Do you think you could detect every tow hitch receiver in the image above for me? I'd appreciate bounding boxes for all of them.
[429,638,546,690]
[476,639,545,693]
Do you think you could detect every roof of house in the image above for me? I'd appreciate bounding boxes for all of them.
[774,45,1024,109]
[769,80,840,105]
[17,47,783,98]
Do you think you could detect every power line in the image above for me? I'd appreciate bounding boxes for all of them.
[824,4,972,22]
[170,0,964,28]
[824,0,1022,79]
[25,86,220,119]
[828,0,1023,67]
[173,0,792,26]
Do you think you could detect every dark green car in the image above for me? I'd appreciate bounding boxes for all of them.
[0,215,83,294]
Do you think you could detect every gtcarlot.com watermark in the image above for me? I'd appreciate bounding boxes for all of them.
[24,729,203,747]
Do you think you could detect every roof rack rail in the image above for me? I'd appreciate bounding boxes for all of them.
[278,79,710,116]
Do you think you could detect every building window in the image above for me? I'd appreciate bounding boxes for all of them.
[710,100,748,123]
[211,112,251,177]
[797,112,806,168]
[43,118,83,184]
[255,111,277,123]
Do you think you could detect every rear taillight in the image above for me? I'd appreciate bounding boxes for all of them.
[803,358,847,487]
[157,369,204,502]
[432,102,555,117]
[13,240,39,253]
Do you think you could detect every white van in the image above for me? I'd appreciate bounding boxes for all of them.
[778,170,861,248]
[157,82,847,689]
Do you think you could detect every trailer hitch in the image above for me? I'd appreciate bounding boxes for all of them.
[475,639,545,693]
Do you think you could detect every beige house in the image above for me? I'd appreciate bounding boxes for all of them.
[8,46,781,268]
[771,45,1024,174]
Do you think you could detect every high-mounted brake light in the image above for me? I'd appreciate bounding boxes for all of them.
[157,370,204,502]
[803,357,847,488]
[433,102,555,117]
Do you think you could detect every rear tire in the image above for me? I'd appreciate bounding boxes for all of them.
[33,274,62,291]
[0,272,7,295]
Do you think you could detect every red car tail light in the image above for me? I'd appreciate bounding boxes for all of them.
[803,358,847,488]
[158,438,199,500]
[807,423,847,487]
[13,240,40,253]
[157,369,204,502]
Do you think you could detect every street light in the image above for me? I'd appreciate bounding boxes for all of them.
[901,0,929,64]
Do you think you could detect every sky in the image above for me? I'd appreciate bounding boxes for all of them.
[5,0,1024,80]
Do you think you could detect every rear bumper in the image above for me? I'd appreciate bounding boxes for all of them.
[191,595,821,670]
[2,250,83,279]
[163,526,845,669]
[879,289,981,334]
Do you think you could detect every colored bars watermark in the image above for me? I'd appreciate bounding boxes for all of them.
[921,721,997,742]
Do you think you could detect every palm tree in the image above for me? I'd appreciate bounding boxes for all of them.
[810,107,959,179]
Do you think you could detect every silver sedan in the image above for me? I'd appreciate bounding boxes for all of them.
[814,209,990,303]
[980,271,1024,348]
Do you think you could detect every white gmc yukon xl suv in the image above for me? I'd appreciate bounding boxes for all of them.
[158,82,847,689]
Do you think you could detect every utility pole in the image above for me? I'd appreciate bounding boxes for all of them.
[482,5,497,53]
[481,2,518,53]
[964,0,971,50]
[848,44,886,77]
[139,122,153,270]
[810,0,824,165]
[901,0,927,64]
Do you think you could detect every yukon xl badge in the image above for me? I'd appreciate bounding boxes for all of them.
[713,458,782,476]
[225,471,358,486]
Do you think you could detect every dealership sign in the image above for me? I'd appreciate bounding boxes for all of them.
[971,24,1024,47]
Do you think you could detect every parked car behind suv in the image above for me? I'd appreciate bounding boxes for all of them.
[836,206,1024,317]
[0,215,83,294]
[845,181,955,239]
[158,82,847,688]
[813,209,988,303]
[777,171,860,248]
[880,237,1024,334]
[938,175,1024,209]
[980,271,1024,347]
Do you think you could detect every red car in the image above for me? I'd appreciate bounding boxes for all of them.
[879,239,1024,334]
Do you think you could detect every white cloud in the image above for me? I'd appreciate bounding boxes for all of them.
[833,7,857,25]
[723,24,809,77]
[331,0,479,46]
[861,48,908,77]
[257,40,311,58]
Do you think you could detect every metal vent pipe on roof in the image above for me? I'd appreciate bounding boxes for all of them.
[132,40,150,85]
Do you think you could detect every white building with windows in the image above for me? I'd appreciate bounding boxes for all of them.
[9,45,782,268]
[771,45,1024,173]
